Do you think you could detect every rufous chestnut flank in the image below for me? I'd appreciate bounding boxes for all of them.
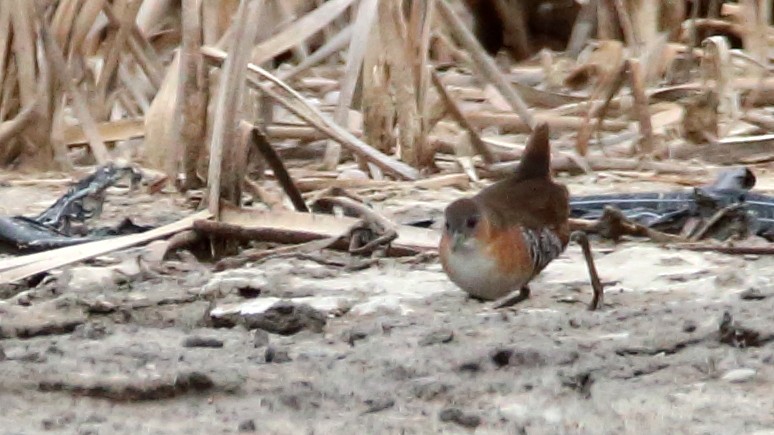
[439,122,570,307]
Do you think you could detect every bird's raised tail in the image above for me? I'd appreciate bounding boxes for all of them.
[514,122,551,181]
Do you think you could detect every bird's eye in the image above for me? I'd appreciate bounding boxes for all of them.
[466,217,478,229]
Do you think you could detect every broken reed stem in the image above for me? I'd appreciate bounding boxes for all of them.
[322,0,378,170]
[178,0,208,190]
[610,0,639,50]
[95,0,143,120]
[434,0,535,130]
[430,69,497,164]
[277,24,353,82]
[201,46,420,180]
[206,0,264,217]
[38,16,111,164]
[101,2,164,89]
[627,59,654,154]
[250,126,309,212]
[575,58,627,156]
[380,0,427,168]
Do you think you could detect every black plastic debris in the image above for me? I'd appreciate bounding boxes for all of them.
[570,167,774,241]
[0,164,153,254]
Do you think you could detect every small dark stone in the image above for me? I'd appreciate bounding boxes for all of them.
[182,336,224,348]
[253,329,270,348]
[439,407,481,428]
[238,287,262,298]
[72,322,111,340]
[490,348,513,367]
[560,371,594,398]
[457,361,482,373]
[265,346,292,363]
[242,301,326,335]
[718,311,764,348]
[238,419,257,432]
[490,348,544,368]
[739,288,767,301]
[363,397,395,414]
[410,378,451,400]
[682,321,697,333]
[180,371,216,391]
[342,328,368,346]
[419,328,454,346]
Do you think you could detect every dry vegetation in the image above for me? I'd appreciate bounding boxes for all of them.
[0,0,772,210]
[3,1,774,433]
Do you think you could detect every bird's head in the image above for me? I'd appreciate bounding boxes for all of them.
[443,198,483,252]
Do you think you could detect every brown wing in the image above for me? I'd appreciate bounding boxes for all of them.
[473,177,569,231]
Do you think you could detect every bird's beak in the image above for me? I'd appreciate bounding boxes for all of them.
[451,232,465,251]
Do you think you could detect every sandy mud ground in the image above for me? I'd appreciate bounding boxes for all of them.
[2,171,774,435]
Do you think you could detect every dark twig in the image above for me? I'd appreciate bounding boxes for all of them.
[250,127,308,212]
[430,69,497,164]
[312,196,398,255]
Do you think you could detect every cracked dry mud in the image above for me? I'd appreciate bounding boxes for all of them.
[2,175,774,434]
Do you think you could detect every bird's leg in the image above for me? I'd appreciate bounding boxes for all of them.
[492,286,531,309]
[571,231,604,311]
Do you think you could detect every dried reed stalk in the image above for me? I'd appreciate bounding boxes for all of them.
[206,0,264,216]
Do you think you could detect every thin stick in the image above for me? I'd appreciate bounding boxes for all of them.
[430,69,497,164]
[250,127,308,212]
[201,46,420,180]
[95,0,143,120]
[322,0,378,169]
[206,0,264,217]
[435,0,535,130]
[178,0,208,190]
[38,16,111,164]
[627,59,654,154]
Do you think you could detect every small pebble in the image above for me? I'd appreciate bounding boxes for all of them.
[265,346,292,363]
[363,397,395,414]
[182,336,224,348]
[419,329,454,346]
[238,419,256,432]
[739,288,767,301]
[439,407,481,428]
[722,368,756,383]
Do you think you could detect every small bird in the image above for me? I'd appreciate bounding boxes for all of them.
[440,122,596,308]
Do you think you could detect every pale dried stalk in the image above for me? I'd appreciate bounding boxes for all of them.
[100,2,165,89]
[322,0,378,170]
[435,0,535,130]
[611,0,639,49]
[70,0,104,55]
[50,0,81,48]
[202,47,419,179]
[10,0,37,107]
[0,100,37,146]
[627,59,654,154]
[0,6,11,103]
[277,24,353,82]
[431,70,496,164]
[361,12,395,156]
[207,0,265,216]
[381,0,427,168]
[95,0,143,120]
[39,13,111,164]
[415,0,434,115]
[178,0,208,189]
[273,0,310,62]
[144,51,180,171]
[250,0,355,66]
